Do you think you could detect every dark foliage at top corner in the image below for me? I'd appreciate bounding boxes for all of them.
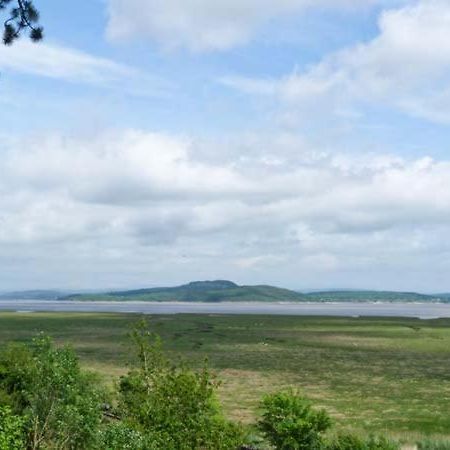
[1,0,43,45]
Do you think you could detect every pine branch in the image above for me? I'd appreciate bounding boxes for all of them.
[1,0,43,45]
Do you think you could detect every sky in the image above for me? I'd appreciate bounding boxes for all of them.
[1,0,450,292]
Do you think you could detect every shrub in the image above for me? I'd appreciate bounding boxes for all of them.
[0,406,25,450]
[0,334,103,449]
[326,433,400,450]
[98,422,149,450]
[257,390,332,450]
[118,320,245,450]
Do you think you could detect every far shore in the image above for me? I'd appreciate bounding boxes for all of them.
[1,300,450,318]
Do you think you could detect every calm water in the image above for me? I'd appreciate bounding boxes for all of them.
[1,300,450,318]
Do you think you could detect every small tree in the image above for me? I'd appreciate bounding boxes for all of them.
[258,390,332,450]
[0,334,103,449]
[118,320,245,450]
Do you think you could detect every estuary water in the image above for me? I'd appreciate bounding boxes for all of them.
[1,300,450,318]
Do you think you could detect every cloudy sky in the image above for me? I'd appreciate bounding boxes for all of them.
[1,0,450,292]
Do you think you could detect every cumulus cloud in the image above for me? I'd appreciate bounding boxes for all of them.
[2,128,450,290]
[105,0,388,52]
[222,0,450,123]
[3,131,251,204]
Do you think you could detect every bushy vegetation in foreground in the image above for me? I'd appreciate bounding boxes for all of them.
[0,406,24,450]
[0,319,442,449]
[0,334,103,449]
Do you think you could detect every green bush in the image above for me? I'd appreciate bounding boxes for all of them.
[98,422,149,450]
[257,390,332,450]
[418,439,450,450]
[118,321,246,450]
[0,334,103,449]
[0,406,25,450]
[326,433,400,450]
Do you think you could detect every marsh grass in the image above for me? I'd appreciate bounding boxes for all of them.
[0,312,449,442]
[417,439,450,449]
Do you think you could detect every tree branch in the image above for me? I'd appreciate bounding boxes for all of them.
[1,0,43,45]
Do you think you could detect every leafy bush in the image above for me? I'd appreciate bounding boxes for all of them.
[98,422,149,450]
[0,334,103,449]
[118,320,245,450]
[418,439,450,450]
[0,406,25,450]
[326,433,400,450]
[258,390,332,450]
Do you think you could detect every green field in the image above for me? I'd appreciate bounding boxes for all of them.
[0,312,449,443]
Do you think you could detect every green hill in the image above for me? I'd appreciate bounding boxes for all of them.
[59,282,450,303]
[62,280,308,303]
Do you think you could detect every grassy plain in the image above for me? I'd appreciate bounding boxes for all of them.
[0,312,449,442]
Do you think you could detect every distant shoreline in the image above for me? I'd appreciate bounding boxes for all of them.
[1,300,450,318]
[2,299,449,304]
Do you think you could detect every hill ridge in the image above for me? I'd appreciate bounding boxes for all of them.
[61,280,307,303]
[2,282,449,303]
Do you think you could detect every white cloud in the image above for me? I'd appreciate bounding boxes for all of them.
[106,0,388,52]
[3,130,251,204]
[2,128,450,290]
[0,41,167,96]
[222,0,450,123]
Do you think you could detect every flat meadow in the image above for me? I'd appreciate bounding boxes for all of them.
[0,312,449,443]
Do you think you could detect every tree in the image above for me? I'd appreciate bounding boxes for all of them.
[0,334,104,449]
[258,390,332,450]
[1,0,43,45]
[118,320,245,450]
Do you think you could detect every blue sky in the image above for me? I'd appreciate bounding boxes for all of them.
[1,0,450,292]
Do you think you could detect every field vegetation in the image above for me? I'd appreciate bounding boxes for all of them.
[0,312,449,448]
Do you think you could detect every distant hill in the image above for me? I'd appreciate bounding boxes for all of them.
[4,283,447,303]
[305,290,443,303]
[110,280,239,297]
[0,290,64,300]
[62,280,308,303]
[59,282,450,303]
